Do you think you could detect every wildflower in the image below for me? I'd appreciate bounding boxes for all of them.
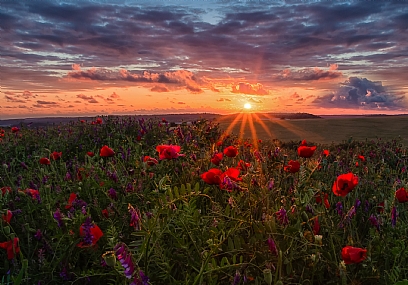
[355,199,361,208]
[108,188,118,200]
[358,155,365,162]
[53,209,64,228]
[95,117,103,125]
[341,246,367,264]
[253,150,263,161]
[65,193,77,209]
[395,187,408,203]
[39,157,51,165]
[211,153,223,166]
[51,151,62,160]
[156,145,184,160]
[297,140,317,158]
[313,217,320,235]
[1,186,12,196]
[143,155,158,166]
[102,209,109,218]
[139,270,150,285]
[223,167,242,182]
[2,210,12,223]
[323,149,330,157]
[20,162,28,170]
[391,206,397,227]
[332,173,358,197]
[86,152,94,157]
[11,127,19,133]
[232,271,241,285]
[223,146,238,158]
[115,243,135,279]
[0,238,20,259]
[267,179,275,191]
[267,237,278,256]
[275,207,289,226]
[336,202,343,216]
[34,229,43,240]
[237,159,251,172]
[369,214,380,231]
[100,145,115,157]
[201,168,224,185]
[284,160,300,173]
[25,188,41,202]
[77,217,103,248]
[128,204,141,230]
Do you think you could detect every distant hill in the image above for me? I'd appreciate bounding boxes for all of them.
[0,112,320,128]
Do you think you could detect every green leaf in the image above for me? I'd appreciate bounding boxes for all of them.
[234,235,242,250]
[228,237,234,251]
[173,186,180,198]
[180,184,186,195]
[221,256,229,267]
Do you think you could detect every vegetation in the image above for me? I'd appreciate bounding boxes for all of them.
[1,116,408,284]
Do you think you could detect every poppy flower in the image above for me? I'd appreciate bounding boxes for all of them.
[65,193,77,209]
[223,146,238,158]
[341,246,367,264]
[143,156,158,166]
[86,152,94,157]
[25,189,40,200]
[396,187,408,203]
[237,160,251,172]
[100,145,115,157]
[223,167,242,182]
[51,151,62,160]
[102,209,109,218]
[358,155,365,162]
[77,221,103,248]
[323,150,330,157]
[95,118,103,125]
[201,169,224,185]
[156,145,184,160]
[1,186,11,196]
[332,173,359,197]
[284,160,300,173]
[298,140,316,158]
[2,210,12,224]
[211,153,223,166]
[39,157,51,165]
[315,193,330,209]
[11,127,19,133]
[0,238,20,259]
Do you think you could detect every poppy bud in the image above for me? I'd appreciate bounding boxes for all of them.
[263,269,272,285]
[102,251,117,267]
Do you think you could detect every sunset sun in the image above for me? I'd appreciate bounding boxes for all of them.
[244,103,252,110]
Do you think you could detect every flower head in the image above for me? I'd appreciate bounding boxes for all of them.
[201,168,224,185]
[39,157,51,165]
[267,237,278,256]
[65,193,77,209]
[396,187,408,203]
[0,238,20,259]
[77,217,103,248]
[297,140,316,158]
[332,173,358,197]
[100,145,115,157]
[143,156,158,166]
[211,153,223,166]
[51,151,62,160]
[223,146,238,158]
[156,145,184,160]
[341,246,367,264]
[275,207,289,226]
[284,160,300,173]
[11,127,20,133]
[2,210,12,224]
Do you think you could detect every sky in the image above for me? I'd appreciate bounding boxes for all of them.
[1,0,408,119]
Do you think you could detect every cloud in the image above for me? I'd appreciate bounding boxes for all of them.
[110,92,120,98]
[36,100,58,105]
[151,86,169,92]
[312,77,407,110]
[5,95,26,103]
[232,83,268,95]
[216,97,231,102]
[277,65,343,81]
[76,94,98,103]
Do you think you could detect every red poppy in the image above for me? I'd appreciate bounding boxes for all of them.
[51,151,62,160]
[77,223,103,248]
[223,167,242,182]
[358,155,365,162]
[95,118,103,125]
[341,246,367,264]
[65,193,77,209]
[237,160,251,172]
[11,127,19,133]
[39,157,51,165]
[201,169,224,185]
[0,238,20,259]
[143,156,158,166]
[284,160,300,173]
[156,145,184,160]
[100,145,115,157]
[25,189,40,200]
[87,152,94,157]
[378,202,385,213]
[298,140,316,158]
[332,173,359,197]
[2,210,12,224]
[323,150,330,157]
[1,186,11,196]
[315,193,330,209]
[80,120,86,123]
[223,146,239,157]
[211,153,223,166]
[396,187,408,203]
[162,118,168,123]
[216,141,223,147]
[102,209,109,218]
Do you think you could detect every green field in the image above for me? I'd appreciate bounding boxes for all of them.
[215,115,408,144]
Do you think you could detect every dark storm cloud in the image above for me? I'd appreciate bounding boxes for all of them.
[313,77,406,110]
[277,65,342,81]
[0,0,407,101]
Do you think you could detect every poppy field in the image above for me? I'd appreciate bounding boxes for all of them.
[1,116,408,285]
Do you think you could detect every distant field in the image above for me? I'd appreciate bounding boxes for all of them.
[214,114,408,145]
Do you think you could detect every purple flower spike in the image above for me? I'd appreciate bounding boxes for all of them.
[275,207,289,226]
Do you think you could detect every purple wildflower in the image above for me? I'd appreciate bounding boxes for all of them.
[267,179,274,191]
[81,217,94,246]
[34,229,43,241]
[275,207,289,226]
[391,206,397,227]
[108,188,118,200]
[232,271,241,285]
[364,200,370,212]
[336,202,343,216]
[129,204,141,230]
[115,243,135,279]
[20,162,28,170]
[354,199,361,208]
[305,204,314,215]
[139,270,149,285]
[267,237,278,256]
[53,209,64,228]
[369,214,380,231]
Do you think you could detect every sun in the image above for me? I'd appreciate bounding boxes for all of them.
[244,103,252,109]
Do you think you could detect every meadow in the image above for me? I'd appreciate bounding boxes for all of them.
[1,115,408,285]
